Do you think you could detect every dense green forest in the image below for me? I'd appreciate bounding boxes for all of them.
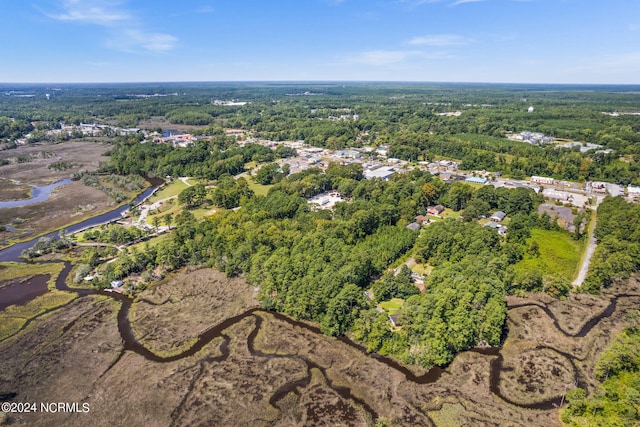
[583,197,640,293]
[2,82,640,369]
[563,320,640,426]
[88,140,581,367]
[2,83,640,183]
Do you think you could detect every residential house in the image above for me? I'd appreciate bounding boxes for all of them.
[483,221,508,236]
[427,205,445,216]
[490,211,506,222]
[414,215,429,225]
[388,314,400,327]
[406,222,421,232]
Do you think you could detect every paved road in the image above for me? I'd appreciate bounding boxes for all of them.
[573,213,598,287]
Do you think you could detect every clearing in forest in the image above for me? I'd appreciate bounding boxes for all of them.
[514,229,584,282]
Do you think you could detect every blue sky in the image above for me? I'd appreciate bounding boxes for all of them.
[1,0,639,83]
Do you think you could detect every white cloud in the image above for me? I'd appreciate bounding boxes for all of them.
[48,0,130,26]
[350,50,422,65]
[398,0,484,8]
[197,5,215,14]
[348,49,458,66]
[450,0,485,6]
[47,0,178,53]
[408,34,472,46]
[107,29,178,54]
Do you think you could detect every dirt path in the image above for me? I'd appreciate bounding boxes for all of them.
[573,211,597,287]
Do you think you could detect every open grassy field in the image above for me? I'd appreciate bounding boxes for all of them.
[191,205,219,219]
[379,298,404,314]
[514,228,584,282]
[126,233,171,252]
[439,209,462,220]
[247,177,273,196]
[146,179,188,204]
[144,199,184,226]
[411,262,433,276]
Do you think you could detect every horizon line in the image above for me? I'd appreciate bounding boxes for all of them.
[2,80,640,87]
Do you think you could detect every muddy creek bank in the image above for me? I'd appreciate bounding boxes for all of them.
[28,261,639,414]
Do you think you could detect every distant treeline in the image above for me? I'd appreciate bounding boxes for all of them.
[2,83,640,182]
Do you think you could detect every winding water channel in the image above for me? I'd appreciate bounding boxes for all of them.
[0,179,73,209]
[0,179,161,263]
[0,179,635,416]
[25,260,632,414]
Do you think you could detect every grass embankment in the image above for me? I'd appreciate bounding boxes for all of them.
[0,262,75,341]
[514,229,584,282]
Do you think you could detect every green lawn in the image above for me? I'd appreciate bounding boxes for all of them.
[127,233,171,252]
[440,209,462,220]
[147,180,188,204]
[145,200,183,225]
[379,298,404,314]
[514,228,584,281]
[191,206,221,219]
[247,178,273,197]
[410,263,433,276]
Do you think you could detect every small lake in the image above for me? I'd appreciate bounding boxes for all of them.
[0,179,73,209]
